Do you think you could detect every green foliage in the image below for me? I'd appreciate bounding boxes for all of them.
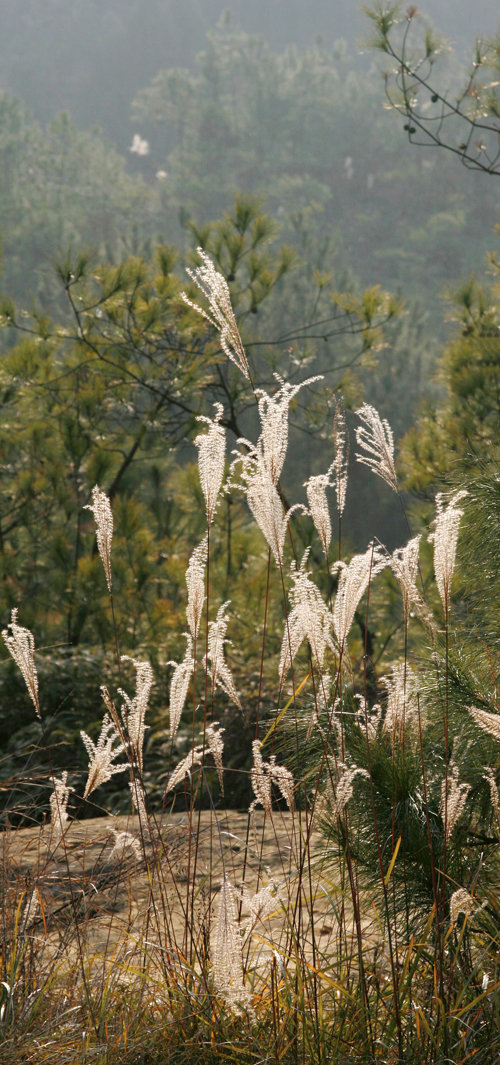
[364,2,500,175]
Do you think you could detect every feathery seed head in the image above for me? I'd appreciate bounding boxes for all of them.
[84,485,113,591]
[206,723,225,791]
[279,552,334,679]
[185,535,208,638]
[440,759,470,842]
[119,656,154,774]
[195,403,226,525]
[2,608,40,716]
[333,544,386,649]
[165,746,203,793]
[232,448,305,565]
[181,249,250,380]
[81,713,127,799]
[49,772,73,848]
[468,706,500,742]
[391,535,430,625]
[256,373,322,486]
[355,403,398,492]
[108,828,141,864]
[167,634,195,740]
[381,662,420,743]
[429,490,468,612]
[205,602,241,707]
[450,888,475,924]
[249,740,294,813]
[211,878,251,1013]
[333,398,348,516]
[330,763,369,820]
[305,471,334,558]
[483,767,500,823]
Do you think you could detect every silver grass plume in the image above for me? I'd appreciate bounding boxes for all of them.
[211,878,251,1013]
[206,723,225,791]
[81,713,127,798]
[107,828,141,864]
[129,778,148,821]
[391,535,429,624]
[242,879,282,944]
[49,771,73,848]
[332,544,386,649]
[333,398,348,516]
[194,403,226,525]
[381,662,420,742]
[440,759,470,843]
[249,740,294,814]
[330,763,369,820]
[356,694,384,742]
[255,373,322,486]
[165,746,203,793]
[468,706,500,743]
[185,535,208,638]
[355,403,398,492]
[205,602,241,707]
[450,888,475,924]
[429,490,468,613]
[84,485,113,591]
[167,635,195,741]
[231,448,305,565]
[279,551,334,680]
[129,779,151,840]
[119,656,154,774]
[181,248,250,380]
[483,767,500,823]
[2,608,40,717]
[249,739,272,814]
[305,468,335,559]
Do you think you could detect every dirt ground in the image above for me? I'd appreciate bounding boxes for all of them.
[2,810,354,978]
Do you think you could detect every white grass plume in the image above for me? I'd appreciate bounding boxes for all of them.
[181,248,250,380]
[255,373,322,486]
[279,551,334,680]
[206,723,225,791]
[333,398,348,517]
[355,403,398,492]
[195,403,226,525]
[84,485,113,591]
[333,544,386,649]
[2,608,40,717]
[429,490,467,613]
[305,469,335,559]
[49,771,73,848]
[249,740,294,814]
[185,535,208,639]
[211,878,251,1013]
[81,713,127,799]
[440,759,470,842]
[468,706,500,743]
[231,449,305,565]
[391,534,430,625]
[330,763,369,820]
[450,888,475,924]
[205,602,241,707]
[381,662,420,742]
[119,656,154,774]
[167,635,195,741]
[108,828,141,864]
[165,746,203,794]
